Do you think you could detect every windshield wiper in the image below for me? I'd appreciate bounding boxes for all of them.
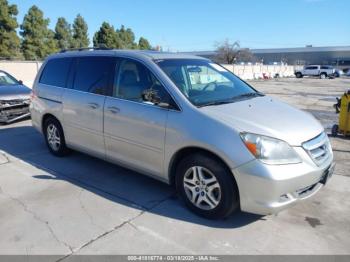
[197,92,264,107]
[234,92,264,99]
[197,99,235,107]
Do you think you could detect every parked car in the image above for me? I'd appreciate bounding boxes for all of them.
[345,69,350,77]
[295,65,335,79]
[0,70,31,124]
[334,68,344,78]
[30,49,334,219]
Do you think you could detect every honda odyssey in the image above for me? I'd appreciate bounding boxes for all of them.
[30,49,334,219]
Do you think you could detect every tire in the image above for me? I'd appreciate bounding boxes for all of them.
[175,153,239,219]
[43,117,70,157]
[295,72,303,78]
[331,124,338,137]
[320,73,327,79]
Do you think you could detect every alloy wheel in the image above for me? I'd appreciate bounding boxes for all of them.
[183,166,221,210]
[47,124,61,151]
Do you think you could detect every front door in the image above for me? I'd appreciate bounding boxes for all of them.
[104,58,173,176]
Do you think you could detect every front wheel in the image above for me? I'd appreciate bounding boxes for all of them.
[176,153,239,219]
[295,72,303,78]
[320,73,327,79]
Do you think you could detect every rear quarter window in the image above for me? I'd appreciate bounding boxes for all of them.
[39,58,73,87]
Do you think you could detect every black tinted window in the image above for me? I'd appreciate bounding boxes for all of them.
[305,66,318,70]
[115,59,170,103]
[73,56,115,95]
[40,58,72,87]
[321,66,331,69]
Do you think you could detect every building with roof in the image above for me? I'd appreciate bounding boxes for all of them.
[183,46,350,67]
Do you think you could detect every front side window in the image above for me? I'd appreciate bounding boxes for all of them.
[156,59,261,107]
[0,71,18,85]
[73,56,115,95]
[40,58,72,87]
[114,59,170,104]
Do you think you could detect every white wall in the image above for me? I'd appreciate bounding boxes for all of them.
[0,61,297,89]
[0,61,42,88]
[222,64,296,79]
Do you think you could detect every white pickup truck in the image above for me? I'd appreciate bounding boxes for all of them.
[295,65,335,79]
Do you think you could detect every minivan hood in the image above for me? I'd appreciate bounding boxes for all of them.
[200,96,324,146]
[0,84,31,100]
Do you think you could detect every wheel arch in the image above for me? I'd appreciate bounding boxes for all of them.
[295,71,303,78]
[168,146,236,186]
[41,113,61,134]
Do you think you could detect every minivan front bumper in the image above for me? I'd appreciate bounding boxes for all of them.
[232,147,334,215]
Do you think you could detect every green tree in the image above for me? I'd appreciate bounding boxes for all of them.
[93,22,120,48]
[72,14,89,48]
[20,5,58,60]
[138,37,151,50]
[54,17,72,50]
[116,25,137,49]
[0,0,21,58]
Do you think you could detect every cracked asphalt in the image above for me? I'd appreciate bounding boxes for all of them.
[0,77,349,258]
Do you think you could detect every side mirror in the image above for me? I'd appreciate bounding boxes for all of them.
[19,80,23,85]
[142,88,178,110]
[142,88,161,104]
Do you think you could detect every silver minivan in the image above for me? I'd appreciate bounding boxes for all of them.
[30,49,335,219]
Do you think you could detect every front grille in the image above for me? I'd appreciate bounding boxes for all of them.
[302,132,331,166]
[0,99,30,107]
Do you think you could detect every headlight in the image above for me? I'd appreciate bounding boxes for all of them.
[240,132,301,165]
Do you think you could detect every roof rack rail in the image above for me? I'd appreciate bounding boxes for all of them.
[59,46,112,53]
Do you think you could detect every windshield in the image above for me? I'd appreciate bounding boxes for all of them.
[0,71,19,86]
[155,59,261,107]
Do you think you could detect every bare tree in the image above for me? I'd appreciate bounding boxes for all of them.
[215,39,255,64]
[215,39,240,64]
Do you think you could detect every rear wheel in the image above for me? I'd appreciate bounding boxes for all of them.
[44,117,70,157]
[295,72,303,78]
[320,73,327,79]
[176,153,239,219]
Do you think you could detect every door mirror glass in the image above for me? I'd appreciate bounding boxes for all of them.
[142,88,170,108]
[142,88,160,104]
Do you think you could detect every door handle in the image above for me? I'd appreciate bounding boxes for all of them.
[87,102,99,109]
[107,106,120,114]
